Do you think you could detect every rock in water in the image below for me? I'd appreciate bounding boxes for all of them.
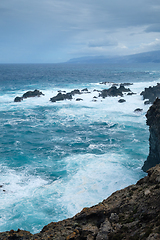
[14,89,44,102]
[142,98,160,171]
[140,83,160,104]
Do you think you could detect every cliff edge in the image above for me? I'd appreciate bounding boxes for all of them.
[142,98,160,171]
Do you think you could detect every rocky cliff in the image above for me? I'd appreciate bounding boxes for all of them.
[142,98,160,171]
[1,99,160,240]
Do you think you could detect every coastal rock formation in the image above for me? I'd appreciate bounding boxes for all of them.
[140,83,160,104]
[1,165,160,239]
[99,85,131,98]
[142,98,160,171]
[50,89,82,102]
[14,90,44,102]
[99,86,123,98]
[118,99,126,103]
[50,92,72,102]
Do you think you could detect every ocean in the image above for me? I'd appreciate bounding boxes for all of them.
[0,63,159,233]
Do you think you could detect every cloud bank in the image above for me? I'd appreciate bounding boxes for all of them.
[1,0,160,63]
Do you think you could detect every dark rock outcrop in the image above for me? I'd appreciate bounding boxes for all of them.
[140,83,160,104]
[99,86,123,98]
[1,165,160,239]
[14,90,44,102]
[50,89,82,102]
[99,85,131,99]
[118,99,126,103]
[50,92,72,102]
[134,108,143,113]
[142,98,160,171]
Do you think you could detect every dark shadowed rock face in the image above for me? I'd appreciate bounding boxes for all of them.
[14,90,44,102]
[140,83,160,104]
[1,165,160,239]
[99,86,123,98]
[142,98,160,171]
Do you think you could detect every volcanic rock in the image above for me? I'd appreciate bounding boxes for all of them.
[140,83,160,104]
[134,108,143,112]
[99,86,123,98]
[118,99,126,103]
[142,98,160,171]
[50,92,72,102]
[14,89,44,102]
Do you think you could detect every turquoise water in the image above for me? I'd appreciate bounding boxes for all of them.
[0,63,159,233]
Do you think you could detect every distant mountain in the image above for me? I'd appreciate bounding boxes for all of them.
[67,50,160,64]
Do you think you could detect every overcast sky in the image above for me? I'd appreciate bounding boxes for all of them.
[1,0,160,63]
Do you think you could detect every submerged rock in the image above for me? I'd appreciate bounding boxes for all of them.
[134,108,143,112]
[142,98,160,171]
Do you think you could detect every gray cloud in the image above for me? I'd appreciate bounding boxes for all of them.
[1,0,160,62]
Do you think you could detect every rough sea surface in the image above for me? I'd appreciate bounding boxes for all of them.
[0,63,160,233]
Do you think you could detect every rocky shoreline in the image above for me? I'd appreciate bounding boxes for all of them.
[3,84,160,239]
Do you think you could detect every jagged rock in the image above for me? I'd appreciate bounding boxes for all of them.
[22,89,44,98]
[119,85,131,92]
[76,98,83,101]
[1,164,160,239]
[140,83,160,104]
[134,108,143,112]
[142,98,160,171]
[81,88,88,92]
[118,99,126,103]
[14,90,44,102]
[14,96,23,102]
[69,89,81,96]
[99,86,123,98]
[50,92,72,102]
[144,100,151,105]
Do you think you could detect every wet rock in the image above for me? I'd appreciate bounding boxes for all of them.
[14,89,44,102]
[144,100,151,105]
[14,96,23,102]
[76,98,83,101]
[81,88,88,92]
[134,108,143,112]
[127,92,136,95]
[22,89,44,98]
[119,84,131,92]
[69,89,81,96]
[142,98,160,171]
[99,86,123,98]
[140,83,160,104]
[50,92,72,102]
[118,99,126,103]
